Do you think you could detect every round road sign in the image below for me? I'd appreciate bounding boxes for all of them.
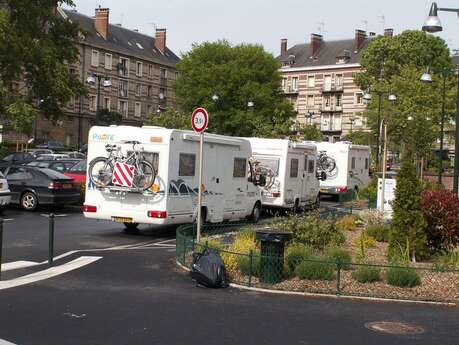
[191,107,209,133]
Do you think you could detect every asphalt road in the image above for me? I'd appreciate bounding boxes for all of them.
[0,206,458,345]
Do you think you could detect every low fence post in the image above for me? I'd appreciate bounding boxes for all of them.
[0,218,3,280]
[182,235,186,265]
[48,213,55,266]
[336,257,342,295]
[248,250,253,287]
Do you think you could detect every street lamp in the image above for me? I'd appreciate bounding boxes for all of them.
[86,74,112,114]
[247,101,254,109]
[422,2,459,193]
[305,111,314,125]
[212,94,219,102]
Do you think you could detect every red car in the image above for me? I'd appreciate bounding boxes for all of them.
[64,160,86,184]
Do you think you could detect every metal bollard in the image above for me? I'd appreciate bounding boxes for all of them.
[48,213,55,266]
[0,218,3,280]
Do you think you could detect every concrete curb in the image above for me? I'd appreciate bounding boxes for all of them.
[177,261,457,308]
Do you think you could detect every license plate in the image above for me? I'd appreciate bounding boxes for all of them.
[62,184,73,189]
[320,188,328,193]
[111,216,133,223]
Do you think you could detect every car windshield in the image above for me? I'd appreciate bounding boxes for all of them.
[39,168,70,180]
[69,160,86,172]
[28,161,50,168]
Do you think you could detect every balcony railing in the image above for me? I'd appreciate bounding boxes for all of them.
[320,104,343,112]
[283,85,299,94]
[321,84,344,92]
[321,121,342,132]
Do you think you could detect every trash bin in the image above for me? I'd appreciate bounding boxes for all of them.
[255,228,292,284]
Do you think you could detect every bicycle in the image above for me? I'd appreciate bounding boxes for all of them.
[248,157,276,189]
[317,151,336,175]
[88,141,156,191]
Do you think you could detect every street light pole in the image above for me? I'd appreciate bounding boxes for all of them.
[439,74,446,185]
[376,92,382,170]
[454,71,459,194]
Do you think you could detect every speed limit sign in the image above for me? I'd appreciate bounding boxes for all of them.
[191,107,209,133]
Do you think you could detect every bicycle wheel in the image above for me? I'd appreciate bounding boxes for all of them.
[89,157,114,187]
[132,160,155,190]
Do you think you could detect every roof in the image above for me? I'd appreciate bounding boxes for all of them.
[451,55,459,66]
[63,9,180,67]
[277,38,370,69]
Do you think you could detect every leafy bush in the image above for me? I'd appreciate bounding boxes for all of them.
[367,224,391,242]
[285,243,313,273]
[359,209,385,227]
[434,248,459,270]
[222,230,258,271]
[354,232,377,249]
[352,266,381,283]
[337,215,358,232]
[358,178,377,201]
[294,258,335,280]
[277,211,345,250]
[421,189,459,252]
[198,239,223,251]
[326,247,351,270]
[385,266,421,287]
[238,250,261,277]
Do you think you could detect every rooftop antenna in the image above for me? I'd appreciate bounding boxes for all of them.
[361,20,368,32]
[119,13,124,27]
[317,22,327,36]
[378,15,386,33]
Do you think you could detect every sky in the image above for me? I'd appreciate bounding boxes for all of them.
[69,0,459,57]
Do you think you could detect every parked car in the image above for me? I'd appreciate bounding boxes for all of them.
[0,152,35,166]
[36,153,70,161]
[27,149,53,158]
[61,151,86,159]
[27,159,80,173]
[36,140,65,151]
[64,159,86,184]
[1,165,80,210]
[0,171,12,207]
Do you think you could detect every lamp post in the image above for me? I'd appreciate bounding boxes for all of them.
[306,111,314,125]
[423,2,459,194]
[363,89,397,170]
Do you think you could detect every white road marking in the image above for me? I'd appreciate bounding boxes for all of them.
[0,339,17,345]
[40,213,68,217]
[0,256,102,290]
[1,260,41,272]
[154,238,177,245]
[2,218,14,222]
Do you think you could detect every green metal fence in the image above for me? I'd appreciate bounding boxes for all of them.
[176,222,459,304]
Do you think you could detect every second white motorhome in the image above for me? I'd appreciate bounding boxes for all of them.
[315,141,370,197]
[83,126,262,232]
[247,138,321,211]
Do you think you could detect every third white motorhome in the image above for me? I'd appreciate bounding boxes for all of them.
[315,141,370,196]
[247,138,321,211]
[83,126,262,232]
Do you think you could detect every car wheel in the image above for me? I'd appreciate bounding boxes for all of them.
[250,202,261,223]
[123,222,139,234]
[21,192,38,211]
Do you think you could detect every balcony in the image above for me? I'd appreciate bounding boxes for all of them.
[282,85,299,95]
[320,104,343,112]
[321,121,342,132]
[321,84,344,93]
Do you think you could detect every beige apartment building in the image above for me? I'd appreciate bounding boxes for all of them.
[277,29,394,142]
[9,7,180,148]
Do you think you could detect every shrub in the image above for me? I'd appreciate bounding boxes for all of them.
[326,247,351,270]
[359,209,385,227]
[294,258,335,280]
[421,189,459,252]
[222,230,258,271]
[354,232,377,249]
[277,211,345,250]
[337,215,358,232]
[367,224,391,242]
[352,266,381,283]
[198,239,223,251]
[385,266,421,287]
[237,250,261,277]
[285,243,313,273]
[434,248,459,270]
[358,178,377,201]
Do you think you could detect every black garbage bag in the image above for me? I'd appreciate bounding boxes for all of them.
[190,248,229,288]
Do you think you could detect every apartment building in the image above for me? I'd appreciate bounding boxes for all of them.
[29,7,180,147]
[277,29,394,142]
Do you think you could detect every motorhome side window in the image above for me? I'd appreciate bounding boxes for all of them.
[179,153,196,176]
[308,159,315,173]
[351,157,356,169]
[304,156,308,171]
[365,158,369,170]
[290,159,299,178]
[233,158,246,178]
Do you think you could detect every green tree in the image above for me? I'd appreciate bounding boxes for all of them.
[0,1,86,135]
[290,123,323,142]
[389,157,427,262]
[174,41,294,137]
[343,130,374,146]
[145,108,190,129]
[94,109,122,126]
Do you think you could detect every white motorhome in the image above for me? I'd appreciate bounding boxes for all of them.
[83,126,262,231]
[315,141,370,196]
[246,138,321,211]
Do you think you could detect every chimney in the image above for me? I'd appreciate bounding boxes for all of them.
[310,33,323,57]
[155,28,167,54]
[280,38,288,55]
[354,29,366,52]
[384,28,394,37]
[94,6,109,40]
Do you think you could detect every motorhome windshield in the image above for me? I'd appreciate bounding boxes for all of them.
[256,158,280,176]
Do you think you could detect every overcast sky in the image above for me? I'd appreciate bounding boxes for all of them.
[70,0,459,57]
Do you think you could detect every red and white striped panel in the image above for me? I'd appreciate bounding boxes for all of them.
[112,162,135,187]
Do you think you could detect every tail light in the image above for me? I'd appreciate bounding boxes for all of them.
[272,192,281,198]
[148,211,168,219]
[83,205,97,213]
[336,187,348,193]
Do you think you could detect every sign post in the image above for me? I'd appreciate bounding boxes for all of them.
[191,107,209,243]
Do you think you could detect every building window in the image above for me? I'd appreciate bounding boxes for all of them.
[355,92,364,105]
[149,64,154,78]
[136,61,143,76]
[160,68,167,79]
[307,95,314,107]
[336,94,342,107]
[324,75,332,90]
[89,95,97,112]
[307,75,315,88]
[119,100,128,117]
[135,83,141,97]
[91,50,99,67]
[135,102,141,117]
[179,153,196,177]
[335,74,343,87]
[324,95,331,107]
[233,158,247,178]
[147,85,152,98]
[104,53,112,70]
[119,57,129,77]
[282,78,287,91]
[67,96,75,110]
[119,80,128,98]
[103,97,111,111]
[146,104,152,115]
[292,77,298,91]
[290,159,299,178]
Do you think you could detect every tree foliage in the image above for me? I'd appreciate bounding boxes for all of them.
[94,108,122,126]
[145,108,190,130]
[0,1,86,135]
[289,123,323,142]
[174,41,294,137]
